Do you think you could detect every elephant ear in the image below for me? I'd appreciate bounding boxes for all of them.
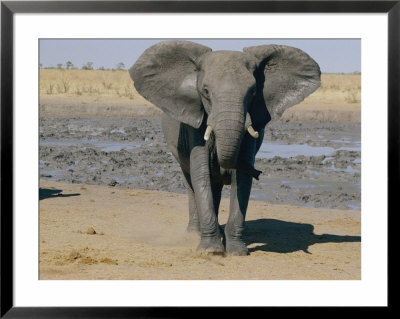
[130,40,211,128]
[244,45,321,123]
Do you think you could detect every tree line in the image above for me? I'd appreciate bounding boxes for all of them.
[39,61,126,70]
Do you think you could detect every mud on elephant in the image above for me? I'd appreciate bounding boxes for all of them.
[130,40,320,255]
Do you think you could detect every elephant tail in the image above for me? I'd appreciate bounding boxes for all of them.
[237,163,262,180]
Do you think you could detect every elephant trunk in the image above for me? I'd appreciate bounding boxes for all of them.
[213,105,245,170]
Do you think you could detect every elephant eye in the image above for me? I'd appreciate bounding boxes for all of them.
[202,87,210,99]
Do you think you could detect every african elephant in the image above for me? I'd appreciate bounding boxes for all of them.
[130,40,320,255]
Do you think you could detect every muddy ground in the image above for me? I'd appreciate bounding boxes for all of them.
[39,114,361,280]
[39,115,361,210]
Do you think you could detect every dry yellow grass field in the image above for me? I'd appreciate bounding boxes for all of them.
[303,73,361,105]
[281,73,361,122]
[39,69,361,121]
[40,69,141,99]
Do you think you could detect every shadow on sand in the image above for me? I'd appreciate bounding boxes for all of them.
[39,188,80,200]
[240,218,360,254]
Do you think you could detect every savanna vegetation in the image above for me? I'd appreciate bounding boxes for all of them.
[307,73,361,105]
[39,69,361,107]
[39,69,138,99]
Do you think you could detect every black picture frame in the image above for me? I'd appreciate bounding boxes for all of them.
[1,1,395,317]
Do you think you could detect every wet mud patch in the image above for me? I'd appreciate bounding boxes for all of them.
[40,115,360,210]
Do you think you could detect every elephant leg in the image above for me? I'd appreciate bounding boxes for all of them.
[182,171,200,234]
[225,170,253,256]
[211,182,224,238]
[190,146,224,253]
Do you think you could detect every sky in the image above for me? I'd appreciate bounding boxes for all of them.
[39,39,361,73]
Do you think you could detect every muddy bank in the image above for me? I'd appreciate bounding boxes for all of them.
[40,180,361,280]
[281,108,360,123]
[39,115,361,210]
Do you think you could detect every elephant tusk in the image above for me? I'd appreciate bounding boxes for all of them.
[247,126,259,139]
[204,125,213,141]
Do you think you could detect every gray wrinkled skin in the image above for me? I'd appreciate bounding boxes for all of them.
[130,40,321,255]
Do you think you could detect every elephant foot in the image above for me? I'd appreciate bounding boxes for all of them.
[226,239,249,256]
[197,236,225,254]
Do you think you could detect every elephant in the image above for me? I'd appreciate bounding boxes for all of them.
[130,40,320,255]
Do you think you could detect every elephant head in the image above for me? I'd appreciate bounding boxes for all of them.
[130,40,320,170]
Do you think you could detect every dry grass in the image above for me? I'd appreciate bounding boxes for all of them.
[40,69,139,99]
[279,73,361,122]
[303,73,361,105]
[39,69,361,108]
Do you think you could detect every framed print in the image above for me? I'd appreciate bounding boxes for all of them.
[1,0,395,316]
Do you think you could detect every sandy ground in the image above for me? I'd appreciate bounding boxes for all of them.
[40,180,361,280]
[281,104,360,123]
[40,96,161,117]
[39,95,360,122]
